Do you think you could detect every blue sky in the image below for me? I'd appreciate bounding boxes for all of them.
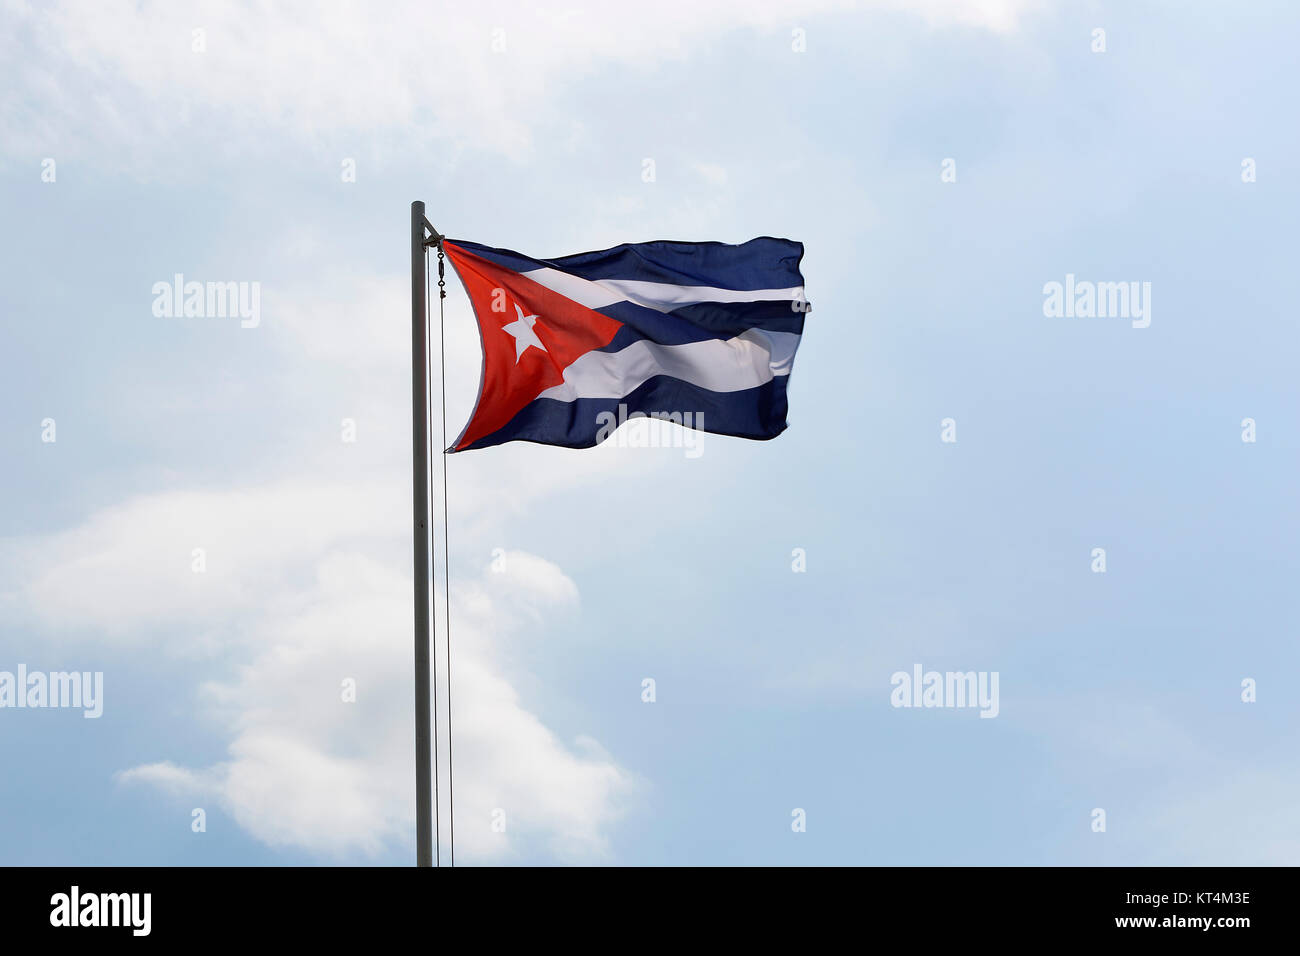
[2,0,1298,865]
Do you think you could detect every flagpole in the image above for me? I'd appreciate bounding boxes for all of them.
[411,200,434,867]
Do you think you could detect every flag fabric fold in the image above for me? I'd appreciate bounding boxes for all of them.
[442,236,809,452]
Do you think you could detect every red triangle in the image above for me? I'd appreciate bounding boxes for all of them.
[444,242,623,450]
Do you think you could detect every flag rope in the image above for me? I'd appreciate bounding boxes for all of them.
[436,243,456,867]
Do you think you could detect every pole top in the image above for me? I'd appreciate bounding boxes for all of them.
[412,201,443,247]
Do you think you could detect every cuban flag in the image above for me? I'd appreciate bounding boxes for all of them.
[441,236,808,451]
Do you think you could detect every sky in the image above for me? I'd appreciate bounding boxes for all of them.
[1,0,1298,866]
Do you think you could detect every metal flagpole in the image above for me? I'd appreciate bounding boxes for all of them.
[411,201,435,867]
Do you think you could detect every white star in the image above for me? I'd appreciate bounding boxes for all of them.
[502,302,547,363]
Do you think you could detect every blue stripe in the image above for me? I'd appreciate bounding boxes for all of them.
[454,375,792,451]
[447,236,806,293]
[662,299,806,335]
[593,298,806,349]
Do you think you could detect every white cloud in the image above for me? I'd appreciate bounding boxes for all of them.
[877,0,1041,33]
[3,479,404,644]
[1135,769,1300,865]
[1,0,1041,168]
[1017,695,1300,864]
[693,163,730,187]
[11,478,632,860]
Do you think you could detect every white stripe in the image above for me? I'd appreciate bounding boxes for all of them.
[520,267,804,314]
[536,330,800,402]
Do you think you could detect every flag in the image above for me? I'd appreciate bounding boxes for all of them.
[441,236,808,451]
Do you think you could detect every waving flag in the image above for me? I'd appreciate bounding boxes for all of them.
[442,236,808,451]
